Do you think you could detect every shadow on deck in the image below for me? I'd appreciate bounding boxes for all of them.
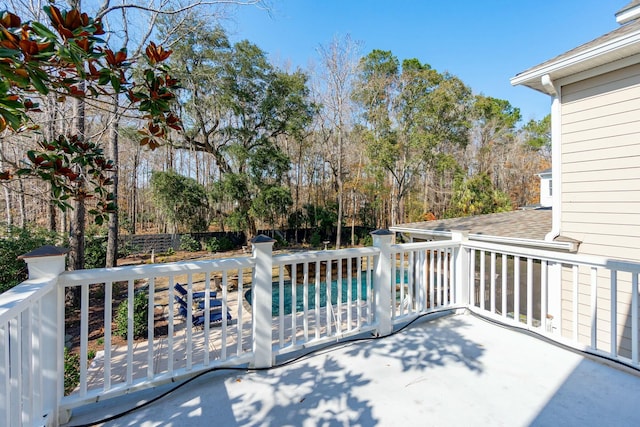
[65,312,640,427]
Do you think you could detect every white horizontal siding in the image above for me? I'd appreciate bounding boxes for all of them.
[562,167,640,183]
[563,190,640,203]
[563,93,640,123]
[563,132,640,153]
[564,179,640,193]
[563,139,640,163]
[560,63,640,262]
[559,64,640,354]
[562,63,640,104]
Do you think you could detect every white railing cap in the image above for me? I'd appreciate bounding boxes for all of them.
[251,234,276,244]
[18,245,69,259]
[370,229,394,236]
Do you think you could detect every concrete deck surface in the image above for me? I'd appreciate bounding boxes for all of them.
[66,313,640,427]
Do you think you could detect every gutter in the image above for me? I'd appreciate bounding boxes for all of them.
[509,29,640,94]
[541,74,562,243]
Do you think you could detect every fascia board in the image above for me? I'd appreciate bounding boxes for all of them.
[510,30,640,92]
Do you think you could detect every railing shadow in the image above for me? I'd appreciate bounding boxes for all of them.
[343,315,485,374]
[71,350,376,426]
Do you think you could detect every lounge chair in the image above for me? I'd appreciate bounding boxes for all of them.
[174,283,217,300]
[174,295,231,326]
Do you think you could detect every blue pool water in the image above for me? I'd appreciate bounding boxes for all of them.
[245,270,407,316]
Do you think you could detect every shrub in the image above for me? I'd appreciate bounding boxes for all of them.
[64,347,80,395]
[310,231,322,248]
[274,234,288,248]
[84,235,107,269]
[359,234,373,247]
[179,234,201,252]
[118,240,140,258]
[205,236,234,252]
[0,225,60,293]
[114,292,149,339]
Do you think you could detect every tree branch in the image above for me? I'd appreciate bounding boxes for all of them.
[96,0,265,20]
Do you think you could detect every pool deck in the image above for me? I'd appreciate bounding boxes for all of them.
[66,312,640,427]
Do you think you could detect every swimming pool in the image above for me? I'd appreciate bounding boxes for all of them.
[245,270,407,316]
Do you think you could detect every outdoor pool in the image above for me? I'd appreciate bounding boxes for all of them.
[245,270,407,316]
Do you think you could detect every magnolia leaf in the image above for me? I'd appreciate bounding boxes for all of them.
[30,22,58,40]
[27,69,48,94]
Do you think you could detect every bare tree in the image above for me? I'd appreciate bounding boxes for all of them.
[315,34,361,248]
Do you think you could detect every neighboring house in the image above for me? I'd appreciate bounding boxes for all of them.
[537,168,552,208]
[394,2,640,358]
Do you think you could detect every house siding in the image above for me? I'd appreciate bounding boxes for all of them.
[561,63,640,259]
[560,63,640,357]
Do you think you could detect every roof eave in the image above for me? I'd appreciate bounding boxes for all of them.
[510,30,640,94]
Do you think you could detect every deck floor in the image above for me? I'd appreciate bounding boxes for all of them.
[66,313,640,427]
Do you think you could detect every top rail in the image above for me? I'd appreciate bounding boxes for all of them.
[59,256,256,286]
[462,240,640,273]
[390,240,459,253]
[273,247,380,266]
[0,276,58,324]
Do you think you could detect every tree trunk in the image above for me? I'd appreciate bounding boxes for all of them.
[48,183,57,232]
[17,177,26,228]
[131,148,139,234]
[106,96,120,267]
[350,187,356,246]
[67,0,85,272]
[335,130,343,249]
[2,184,10,227]
[67,80,86,305]
[45,94,58,232]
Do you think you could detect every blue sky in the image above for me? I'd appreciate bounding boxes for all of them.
[227,0,624,124]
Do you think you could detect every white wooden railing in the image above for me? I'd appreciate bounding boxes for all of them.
[2,230,640,425]
[464,239,640,366]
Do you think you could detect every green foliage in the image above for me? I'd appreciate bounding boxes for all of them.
[118,240,140,258]
[354,50,472,224]
[473,95,521,131]
[0,7,181,221]
[250,185,293,230]
[84,235,107,269]
[64,347,80,395]
[168,23,316,237]
[114,292,149,339]
[150,170,209,233]
[179,234,201,252]
[359,234,373,247]
[17,136,117,225]
[522,115,551,153]
[287,209,306,230]
[205,236,234,253]
[310,231,322,248]
[0,225,59,293]
[445,173,512,218]
[274,234,289,248]
[304,204,338,237]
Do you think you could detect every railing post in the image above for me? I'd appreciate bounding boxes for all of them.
[372,229,394,337]
[251,235,275,369]
[451,231,469,309]
[18,245,69,425]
